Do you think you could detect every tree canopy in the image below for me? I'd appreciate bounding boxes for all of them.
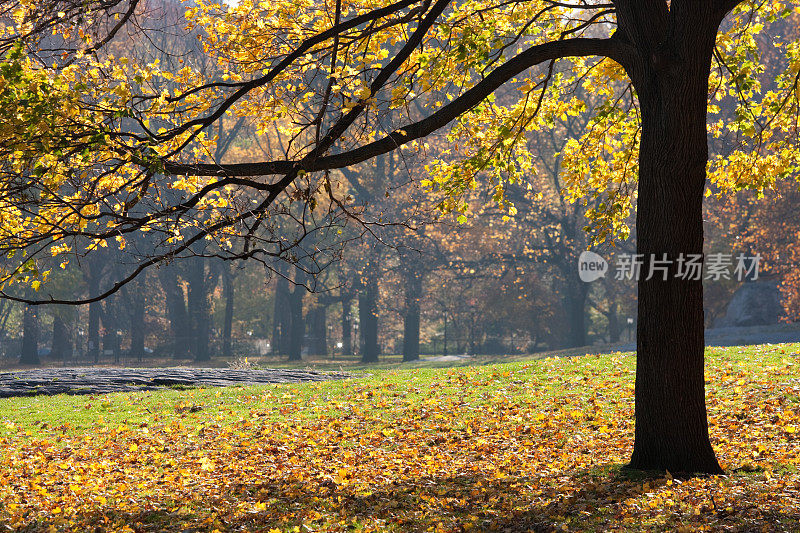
[0,0,795,299]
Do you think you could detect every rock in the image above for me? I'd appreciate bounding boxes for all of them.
[0,367,350,398]
[715,280,783,327]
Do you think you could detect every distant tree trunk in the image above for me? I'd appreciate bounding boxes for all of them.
[607,301,621,343]
[402,270,423,362]
[456,336,465,354]
[88,302,100,363]
[222,266,235,358]
[0,301,12,355]
[627,9,722,474]
[272,267,291,356]
[20,302,40,365]
[287,287,305,361]
[563,276,588,348]
[86,258,103,364]
[340,297,352,356]
[469,320,478,355]
[101,300,121,362]
[158,267,190,358]
[130,292,145,361]
[187,258,211,362]
[308,305,327,356]
[359,276,379,363]
[287,267,306,361]
[50,311,71,361]
[442,310,448,356]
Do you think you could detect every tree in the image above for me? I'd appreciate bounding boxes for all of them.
[706,173,800,321]
[19,299,40,365]
[220,262,236,358]
[400,254,424,361]
[2,0,799,474]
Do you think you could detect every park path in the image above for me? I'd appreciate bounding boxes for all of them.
[0,367,349,398]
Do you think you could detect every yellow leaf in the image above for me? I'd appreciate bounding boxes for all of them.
[357,87,372,100]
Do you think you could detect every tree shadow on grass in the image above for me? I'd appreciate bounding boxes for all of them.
[17,463,800,532]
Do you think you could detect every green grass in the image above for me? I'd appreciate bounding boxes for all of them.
[0,343,798,532]
[2,343,796,441]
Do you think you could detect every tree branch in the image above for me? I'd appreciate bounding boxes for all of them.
[165,37,630,178]
[146,0,425,146]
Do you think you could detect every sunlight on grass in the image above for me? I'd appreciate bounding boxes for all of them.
[0,344,798,531]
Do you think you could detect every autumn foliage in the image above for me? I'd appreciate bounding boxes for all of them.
[1,346,799,532]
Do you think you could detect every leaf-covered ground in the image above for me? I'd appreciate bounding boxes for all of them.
[1,344,799,532]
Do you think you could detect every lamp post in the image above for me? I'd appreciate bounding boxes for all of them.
[627,317,634,342]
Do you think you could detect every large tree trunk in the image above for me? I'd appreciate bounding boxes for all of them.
[402,270,423,362]
[359,276,379,363]
[20,302,40,365]
[628,7,722,474]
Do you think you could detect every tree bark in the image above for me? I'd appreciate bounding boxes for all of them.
[402,270,423,362]
[627,5,723,474]
[20,302,40,365]
[359,276,379,363]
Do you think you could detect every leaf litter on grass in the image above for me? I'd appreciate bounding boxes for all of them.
[0,345,798,531]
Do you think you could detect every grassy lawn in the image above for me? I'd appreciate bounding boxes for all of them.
[0,344,798,531]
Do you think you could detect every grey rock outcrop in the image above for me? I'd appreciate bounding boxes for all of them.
[715,280,783,327]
